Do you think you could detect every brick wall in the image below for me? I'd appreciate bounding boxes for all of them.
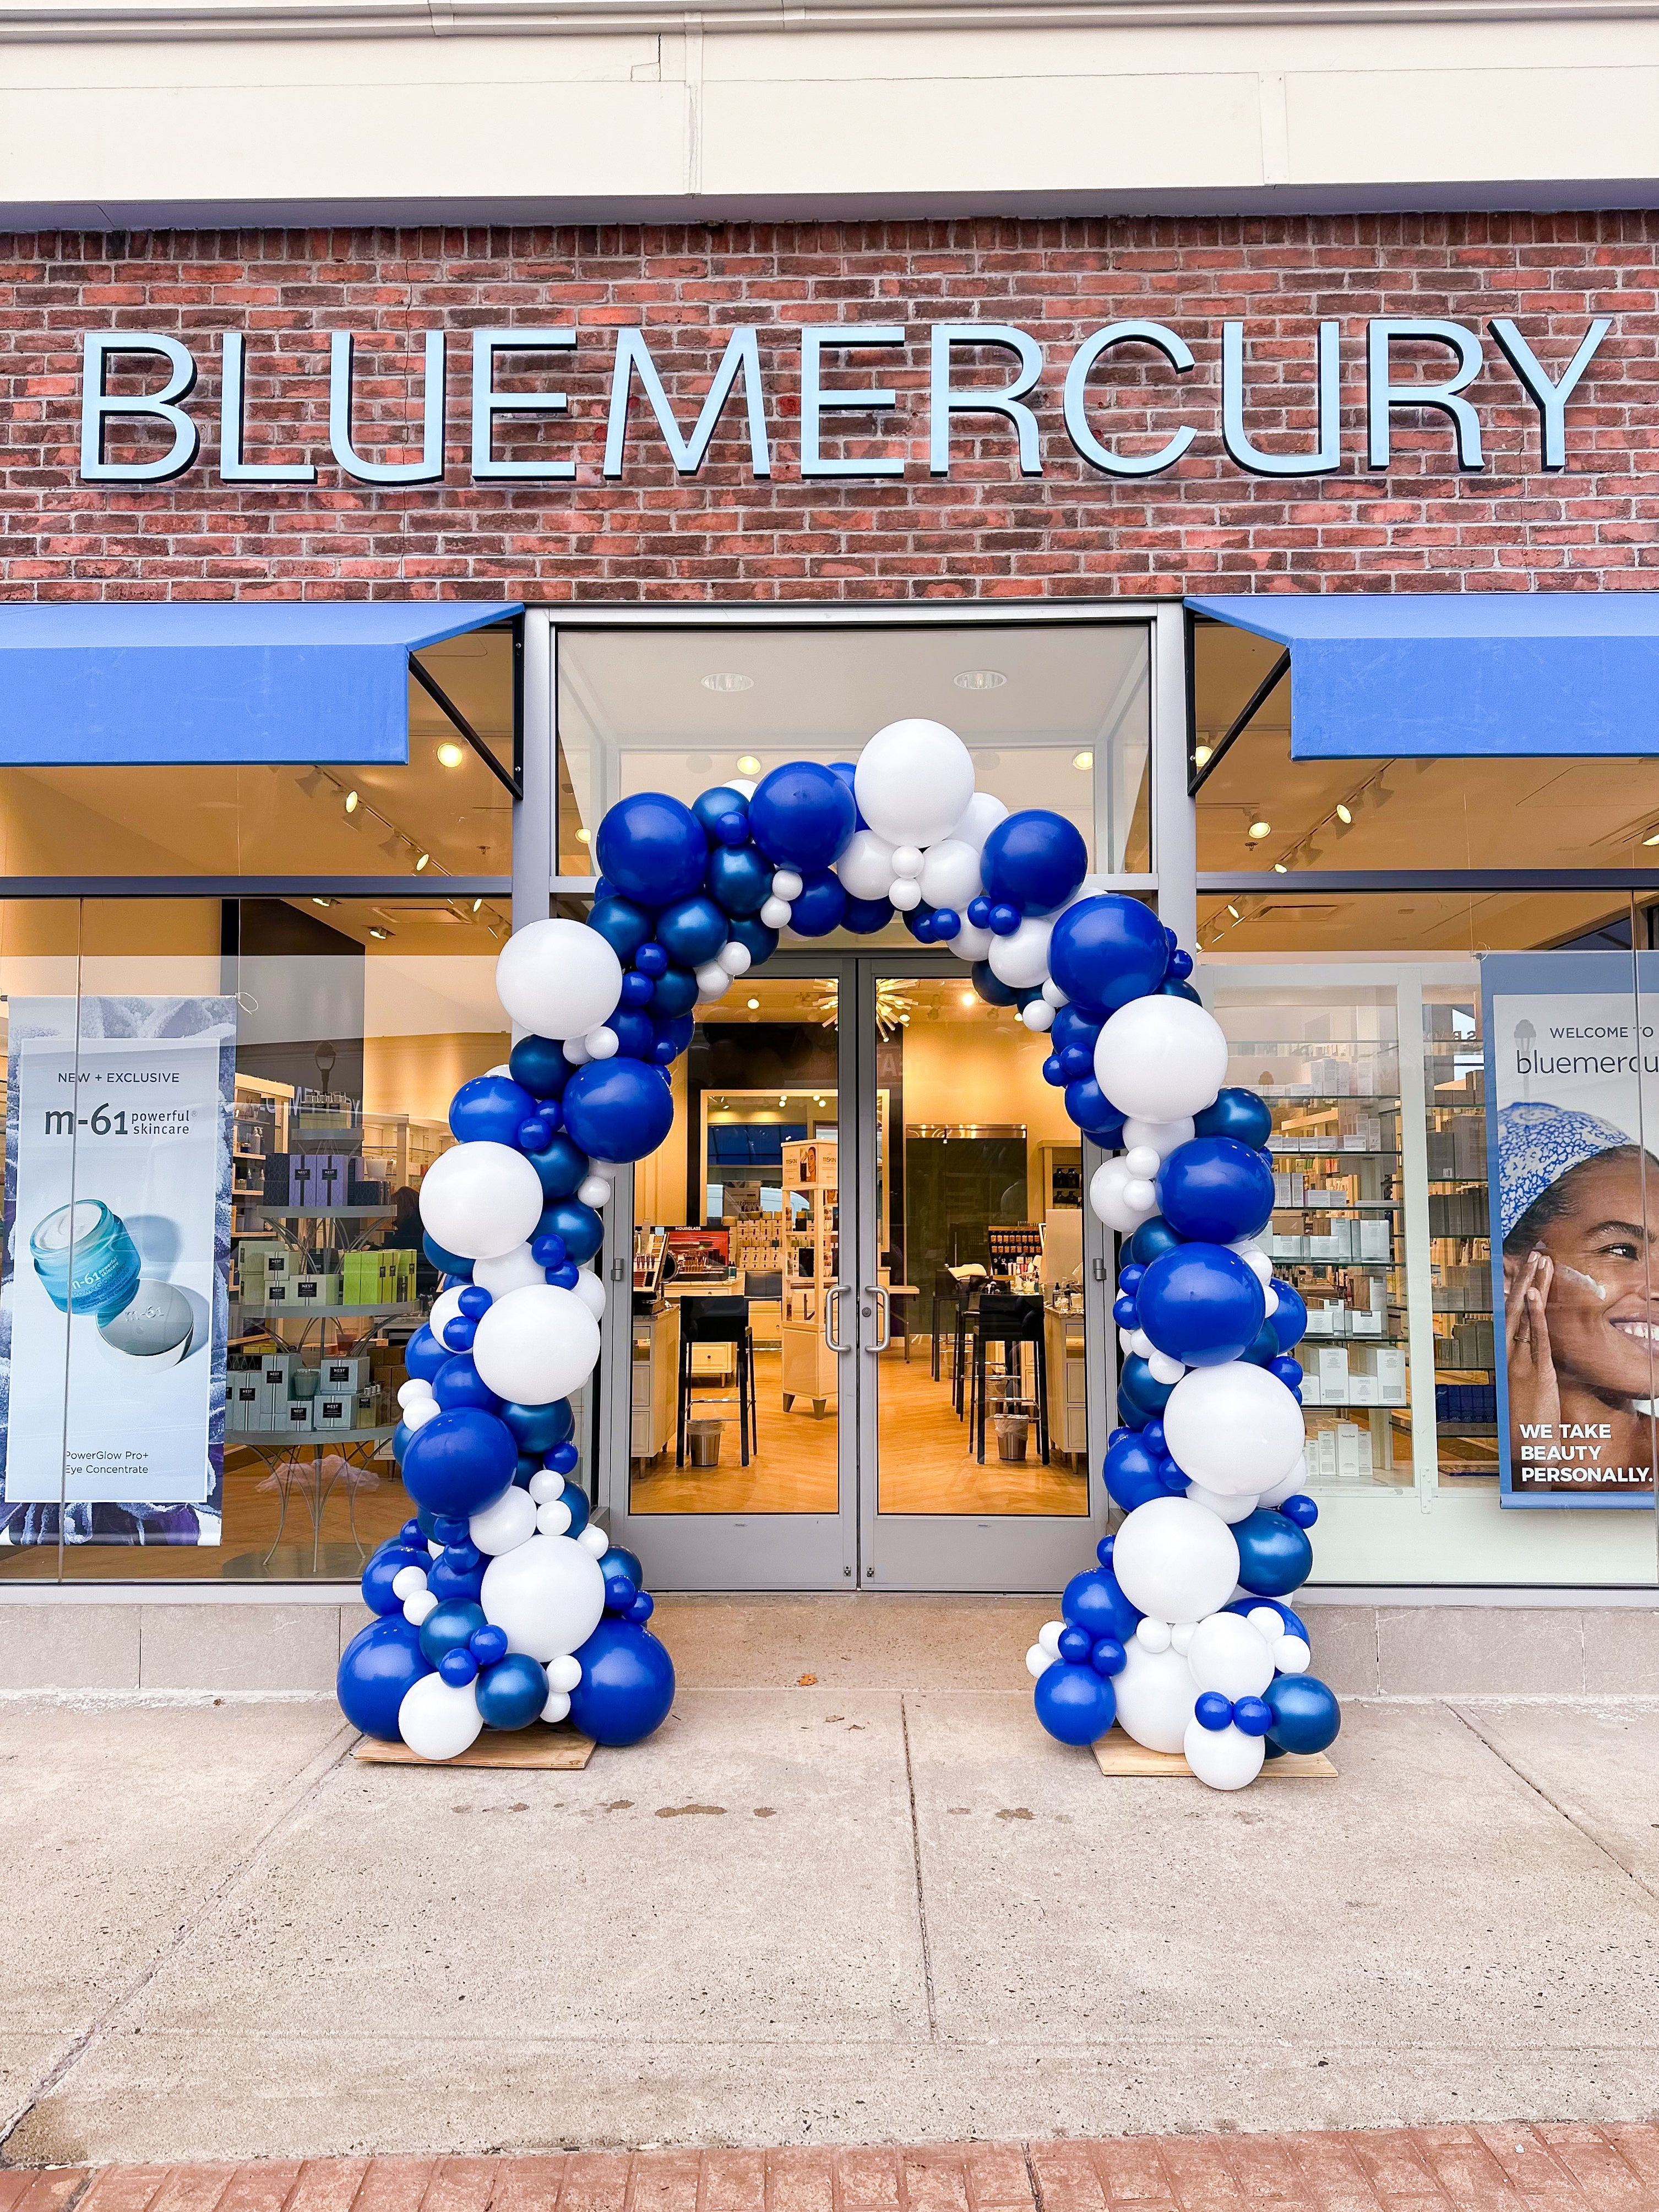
[2,214,1657,601]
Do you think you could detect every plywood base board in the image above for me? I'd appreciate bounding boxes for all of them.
[353,1724,597,1770]
[1092,1727,1337,1780]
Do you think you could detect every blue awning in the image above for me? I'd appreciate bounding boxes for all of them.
[1187,593,1659,760]
[0,601,523,766]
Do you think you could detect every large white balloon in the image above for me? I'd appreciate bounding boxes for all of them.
[1185,1611,1275,1700]
[917,838,983,912]
[496,917,623,1041]
[1112,1639,1199,1754]
[855,720,976,847]
[1111,1496,1241,1623]
[1122,1115,1196,1161]
[1185,1480,1260,1524]
[835,829,897,901]
[1093,996,1230,1123]
[471,1283,601,1404]
[469,1485,538,1557]
[948,791,1009,854]
[987,916,1054,991]
[1183,1718,1265,1791]
[474,1242,546,1298]
[420,1142,546,1262]
[1258,1455,1308,1509]
[573,1268,606,1320]
[398,1673,483,1761]
[1163,1363,1306,1497]
[480,1532,606,1662]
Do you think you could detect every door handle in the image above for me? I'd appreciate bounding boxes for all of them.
[824,1284,851,1353]
[864,1285,891,1352]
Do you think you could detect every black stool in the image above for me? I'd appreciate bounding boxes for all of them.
[931,1269,966,1384]
[970,1292,1049,1465]
[676,1296,758,1468]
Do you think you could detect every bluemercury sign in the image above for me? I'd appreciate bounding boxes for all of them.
[0,995,236,1549]
[1482,951,1659,1513]
[77,316,1611,486]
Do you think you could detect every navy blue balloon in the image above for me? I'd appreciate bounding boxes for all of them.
[1116,1390,1146,1430]
[1158,1137,1276,1244]
[337,1616,432,1742]
[1161,979,1203,1004]
[521,1131,589,1202]
[1049,1004,1102,1060]
[692,785,750,845]
[828,759,868,829]
[508,1034,569,1100]
[400,1407,518,1518]
[980,809,1089,917]
[433,1353,501,1414]
[421,1236,472,1281]
[1101,1431,1168,1512]
[1270,1278,1308,1352]
[1127,1214,1183,1268]
[656,895,728,969]
[587,896,655,965]
[596,792,709,906]
[476,1651,551,1731]
[787,871,848,937]
[1265,1673,1341,1756]
[360,1541,428,1617]
[450,1073,535,1148]
[561,1478,591,1537]
[426,1546,486,1605]
[655,1013,697,1063]
[972,961,1017,1008]
[1063,1075,1115,1133]
[1048,894,1168,1015]
[405,1324,448,1383]
[531,1197,602,1266]
[705,842,772,916]
[1034,1660,1116,1746]
[1062,1565,1142,1643]
[727,914,779,965]
[1232,1508,1314,1598]
[902,900,938,942]
[1242,1318,1281,1366]
[569,1618,676,1746]
[1194,1087,1274,1150]
[841,894,894,934]
[499,1397,574,1455]
[1119,1352,1176,1421]
[562,1058,676,1164]
[1135,1241,1267,1368]
[418,1597,487,1667]
[749,762,857,871]
[390,1420,412,1465]
[650,965,699,1019]
[600,1543,645,1590]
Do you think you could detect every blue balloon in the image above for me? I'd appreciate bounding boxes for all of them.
[1157,1137,1276,1244]
[787,871,848,938]
[1232,1508,1314,1598]
[902,900,938,943]
[421,1236,472,1281]
[1242,1318,1281,1366]
[561,1478,590,1537]
[1194,1087,1274,1150]
[433,1353,501,1414]
[400,1407,518,1518]
[841,894,894,934]
[1101,1431,1169,1512]
[569,1617,676,1746]
[705,841,773,916]
[562,1058,676,1165]
[1127,1215,1183,1268]
[654,1013,696,1062]
[972,961,1017,1008]
[600,1543,645,1590]
[499,1397,575,1455]
[360,1540,428,1617]
[692,785,750,845]
[749,762,857,871]
[648,965,698,1020]
[1034,1660,1116,1746]
[519,1130,588,1202]
[427,1546,486,1605]
[338,1616,433,1742]
[656,895,728,969]
[1048,894,1168,1015]
[1062,1565,1141,1643]
[1119,1352,1176,1421]
[1265,1673,1341,1756]
[527,1196,601,1266]
[476,1651,551,1731]
[508,1034,569,1100]
[1063,1075,1116,1133]
[980,809,1089,917]
[828,759,868,829]
[404,1324,448,1383]
[1270,1279,1308,1353]
[449,1073,535,1148]
[1135,1241,1267,1368]
[596,792,709,906]
[1193,1691,1233,1732]
[587,895,655,965]
[727,914,779,965]
[418,1597,487,1667]
[1162,979,1203,1004]
[605,1008,654,1061]
[1050,1004,1102,1059]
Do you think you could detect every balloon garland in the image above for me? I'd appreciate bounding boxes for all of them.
[337,715,1337,1781]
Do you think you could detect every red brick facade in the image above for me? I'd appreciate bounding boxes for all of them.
[3,214,1657,602]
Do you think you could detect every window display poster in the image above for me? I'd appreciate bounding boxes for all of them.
[0,996,236,1547]
[1482,951,1659,1510]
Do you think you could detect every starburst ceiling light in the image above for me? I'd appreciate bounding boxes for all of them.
[817,981,913,1037]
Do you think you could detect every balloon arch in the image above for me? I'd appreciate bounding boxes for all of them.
[338,720,1341,1785]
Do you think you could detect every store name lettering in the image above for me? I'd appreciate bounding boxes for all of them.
[77,316,1613,487]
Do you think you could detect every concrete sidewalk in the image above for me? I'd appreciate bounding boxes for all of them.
[2,1686,1657,2166]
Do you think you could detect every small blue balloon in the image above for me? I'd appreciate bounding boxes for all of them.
[418,1597,487,1667]
[1194,1691,1233,1732]
[932,909,961,940]
[568,1618,676,1746]
[404,1324,449,1384]
[547,1441,581,1477]
[966,896,992,928]
[531,1232,568,1269]
[650,965,700,1020]
[1280,1493,1319,1529]
[443,1316,477,1352]
[458,1284,493,1320]
[617,972,655,1012]
[1062,1564,1142,1642]
[904,902,938,943]
[1043,1056,1067,1088]
[469,1623,509,1667]
[400,1407,518,1519]
[476,1650,551,1731]
[1162,979,1203,1004]
[841,893,893,934]
[1265,1673,1341,1756]
[587,895,655,965]
[600,1544,645,1590]
[1058,1046,1094,1083]
[656,895,729,969]
[980,809,1089,917]
[449,1073,535,1148]
[1063,1076,1116,1134]
[787,871,848,938]
[1050,1004,1102,1059]
[439,1645,480,1688]
[1135,1241,1266,1368]
[1034,1660,1116,1747]
[634,942,669,980]
[692,785,750,844]
[1157,1137,1276,1244]
[338,1616,433,1741]
[1232,1508,1314,1598]
[1101,1432,1169,1513]
[705,841,773,916]
[727,914,779,965]
[1057,1625,1093,1665]
[748,762,857,872]
[536,1197,605,1265]
[1092,1637,1128,1677]
[1127,1215,1183,1268]
[433,1353,501,1414]
[499,1397,574,1456]
[596,792,709,906]
[608,1007,657,1061]
[1232,1695,1274,1737]
[988,904,1021,937]
[508,1035,570,1100]
[1194,1087,1274,1150]
[548,1262,581,1291]
[561,1478,590,1537]
[420,1239,472,1282]
[427,1545,486,1605]
[1119,1353,1176,1422]
[1048,894,1168,1015]
[562,1058,676,1164]
[1270,1279,1308,1353]
[605,1571,639,1613]
[1269,1355,1303,1389]
[360,1541,428,1617]
[1242,1318,1281,1366]
[971,961,1017,1008]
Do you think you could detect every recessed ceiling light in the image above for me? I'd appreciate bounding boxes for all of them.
[702,673,754,693]
[1073,751,1094,771]
[960,990,975,1007]
[954,670,1006,691]
[747,997,760,1010]
[1194,744,1214,768]
[736,755,761,775]
[1644,828,1659,847]
[437,741,466,769]
[1248,820,1271,840]
[1274,862,1288,874]
[1335,802,1353,825]
[575,828,591,844]
[343,790,359,815]
[472,897,483,914]
[1226,904,1240,920]
[368,925,393,940]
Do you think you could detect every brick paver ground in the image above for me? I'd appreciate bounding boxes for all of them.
[5,2131,1659,2212]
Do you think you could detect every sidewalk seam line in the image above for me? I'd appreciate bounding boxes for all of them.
[1446,1702,1659,1910]
[899,1694,937,2043]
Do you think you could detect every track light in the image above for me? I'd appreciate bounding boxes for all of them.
[415,852,430,873]
[297,768,325,797]
[344,790,359,816]
[1335,802,1353,825]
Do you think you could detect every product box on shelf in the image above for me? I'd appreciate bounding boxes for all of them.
[1316,1346,1351,1401]
[258,1352,295,1389]
[292,1272,341,1311]
[315,1394,356,1433]
[320,1354,367,1394]
[227,1378,263,1432]
[280,1399,316,1436]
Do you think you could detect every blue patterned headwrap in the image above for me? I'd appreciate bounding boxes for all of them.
[1497,1100,1632,1244]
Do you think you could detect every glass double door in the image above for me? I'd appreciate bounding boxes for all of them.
[603,952,1109,1591]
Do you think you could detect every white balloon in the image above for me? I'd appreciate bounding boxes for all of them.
[405,1397,439,1432]
[1037,1618,1066,1657]
[1122,1115,1196,1160]
[1124,1177,1157,1211]
[917,837,983,912]
[1025,1643,1056,1678]
[398,1673,483,1762]
[1258,1455,1308,1509]
[948,790,1009,854]
[428,1284,466,1342]
[474,1242,546,1298]
[987,916,1054,991]
[471,1283,602,1404]
[1146,1349,1185,1387]
[888,878,922,912]
[578,1523,611,1558]
[541,1689,573,1724]
[1186,1481,1260,1524]
[719,941,752,976]
[496,918,623,1042]
[1042,978,1070,1008]
[536,1498,574,1535]
[696,962,731,1000]
[403,1587,439,1627]
[1274,1633,1312,1675]
[836,829,897,900]
[1124,1145,1160,1178]
[1170,1621,1196,1656]
[527,1469,565,1503]
[577,1175,613,1209]
[1163,1363,1306,1497]
[855,719,976,847]
[391,1563,428,1599]
[396,1378,434,1410]
[563,1034,591,1067]
[1112,1496,1242,1623]
[1021,1001,1054,1033]
[771,869,804,899]
[584,1026,619,1059]
[950,920,995,961]
[891,844,924,879]
[1135,1616,1172,1654]
[1089,1157,1159,1232]
[1183,1718,1264,1791]
[420,1142,546,1262]
[480,1532,606,1661]
[546,1653,584,1693]
[470,1485,537,1556]
[727,776,758,799]
[573,1269,606,1320]
[1094,996,1229,1124]
[760,897,793,929]
[1187,1611,1275,1700]
[1113,1639,1198,1753]
[1245,1605,1284,1640]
